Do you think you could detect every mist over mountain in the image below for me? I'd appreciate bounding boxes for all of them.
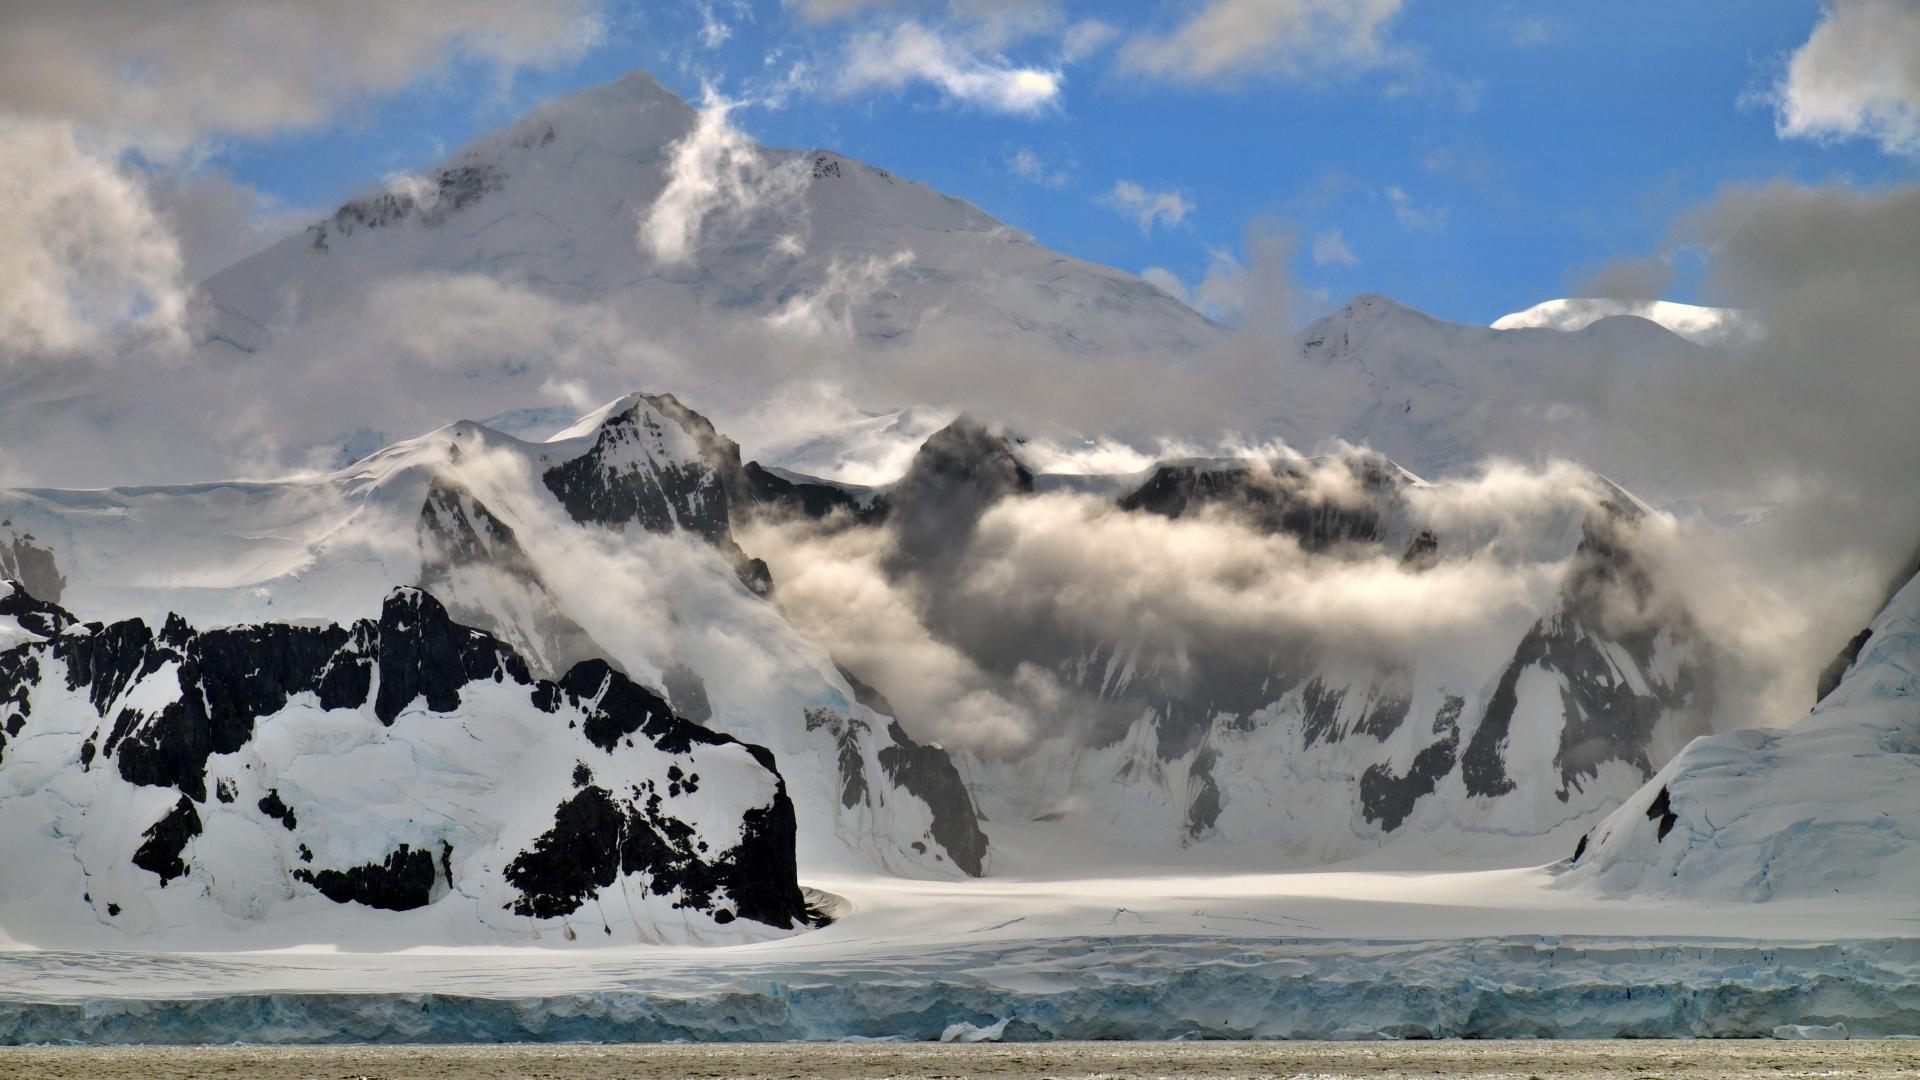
[0,54,1916,1023]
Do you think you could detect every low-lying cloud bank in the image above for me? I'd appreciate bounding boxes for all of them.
[739,449,1776,758]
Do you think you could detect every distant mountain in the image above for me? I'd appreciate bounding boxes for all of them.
[1560,556,1920,901]
[1492,298,1753,345]
[0,584,817,948]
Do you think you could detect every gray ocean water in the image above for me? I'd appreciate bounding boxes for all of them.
[2,1040,1917,1079]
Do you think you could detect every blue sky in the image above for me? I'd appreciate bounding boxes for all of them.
[191,2,1918,324]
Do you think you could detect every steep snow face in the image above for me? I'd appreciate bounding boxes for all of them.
[1492,299,1754,345]
[0,586,814,948]
[197,71,1219,365]
[1559,563,1920,902]
[0,396,986,882]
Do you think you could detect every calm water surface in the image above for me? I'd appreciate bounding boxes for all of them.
[2,1040,1917,1079]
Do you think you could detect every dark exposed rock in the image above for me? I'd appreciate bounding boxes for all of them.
[503,779,812,929]
[374,587,527,725]
[1817,627,1873,704]
[295,845,437,911]
[1401,529,1440,570]
[132,796,201,885]
[876,417,1033,575]
[805,708,871,810]
[877,721,988,876]
[1360,696,1465,831]
[551,659,713,755]
[1,579,72,637]
[0,527,66,605]
[1646,785,1679,841]
[1300,678,1348,748]
[257,789,297,831]
[542,395,770,593]
[307,161,504,250]
[418,475,605,677]
[1185,748,1223,839]
[743,462,872,522]
[660,662,714,724]
[1119,455,1402,551]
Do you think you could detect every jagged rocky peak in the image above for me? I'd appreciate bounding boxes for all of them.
[1119,453,1417,552]
[0,578,72,640]
[0,587,818,945]
[543,392,771,592]
[876,417,1034,571]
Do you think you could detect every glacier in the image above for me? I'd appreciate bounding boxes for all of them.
[3,934,1919,1044]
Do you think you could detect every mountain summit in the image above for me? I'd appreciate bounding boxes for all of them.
[198,70,1221,365]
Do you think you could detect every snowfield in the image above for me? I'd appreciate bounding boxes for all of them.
[3,866,1920,1042]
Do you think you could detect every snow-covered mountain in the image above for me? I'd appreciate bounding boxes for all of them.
[1255,294,1708,490]
[744,417,1718,869]
[198,71,1218,365]
[1560,555,1920,901]
[0,395,987,885]
[0,583,816,948]
[1492,298,1753,345]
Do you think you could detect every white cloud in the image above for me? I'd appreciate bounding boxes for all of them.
[1385,185,1446,232]
[1008,147,1069,187]
[1773,0,1920,155]
[1101,180,1194,232]
[839,21,1062,115]
[0,121,188,357]
[1119,0,1405,84]
[639,91,808,264]
[1311,228,1358,267]
[766,251,918,336]
[0,0,602,152]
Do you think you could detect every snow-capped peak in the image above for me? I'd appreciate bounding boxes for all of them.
[1492,298,1754,345]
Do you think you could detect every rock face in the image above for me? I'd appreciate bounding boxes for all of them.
[0,586,814,946]
[1560,559,1920,902]
[0,524,63,605]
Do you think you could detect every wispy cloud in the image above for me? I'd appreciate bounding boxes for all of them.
[838,21,1062,115]
[1385,185,1446,232]
[1311,228,1358,267]
[1008,147,1069,188]
[1118,0,1406,85]
[1101,180,1194,232]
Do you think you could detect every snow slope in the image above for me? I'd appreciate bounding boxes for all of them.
[199,71,1219,365]
[1561,560,1920,901]
[0,395,985,883]
[0,584,813,949]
